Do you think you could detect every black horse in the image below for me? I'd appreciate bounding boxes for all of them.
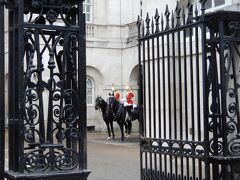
[124,104,140,137]
[108,96,140,140]
[108,96,127,141]
[95,96,115,140]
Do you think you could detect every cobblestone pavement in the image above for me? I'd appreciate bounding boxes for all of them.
[87,132,140,180]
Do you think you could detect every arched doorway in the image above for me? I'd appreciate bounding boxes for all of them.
[129,65,139,104]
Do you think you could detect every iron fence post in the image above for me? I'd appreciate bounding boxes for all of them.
[78,0,87,170]
[16,0,25,173]
[199,1,211,179]
[7,1,20,171]
[0,0,5,180]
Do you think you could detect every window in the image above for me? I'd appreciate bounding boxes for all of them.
[206,0,228,9]
[86,77,94,106]
[83,0,93,23]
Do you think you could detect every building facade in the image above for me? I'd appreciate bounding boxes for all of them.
[85,0,140,131]
[85,0,240,131]
[3,0,240,132]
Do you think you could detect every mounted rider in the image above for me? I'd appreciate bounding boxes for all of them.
[110,83,121,121]
[111,83,121,101]
[125,84,134,119]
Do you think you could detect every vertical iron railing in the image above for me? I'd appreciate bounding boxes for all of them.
[78,0,87,170]
[138,1,208,178]
[1,0,90,179]
[200,0,210,179]
[7,0,20,172]
[0,1,5,180]
[138,0,240,179]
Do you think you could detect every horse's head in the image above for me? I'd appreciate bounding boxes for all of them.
[95,96,104,110]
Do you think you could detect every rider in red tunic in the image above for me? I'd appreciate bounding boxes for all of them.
[111,84,121,101]
[126,90,134,105]
[114,91,120,101]
[125,85,134,117]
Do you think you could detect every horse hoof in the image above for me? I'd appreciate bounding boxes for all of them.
[126,135,130,139]
[107,137,111,140]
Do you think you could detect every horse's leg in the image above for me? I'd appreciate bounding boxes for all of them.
[125,114,128,134]
[128,120,132,135]
[125,122,128,134]
[124,121,128,135]
[105,121,111,140]
[110,120,115,140]
[118,122,125,141]
[125,123,129,139]
[125,120,131,139]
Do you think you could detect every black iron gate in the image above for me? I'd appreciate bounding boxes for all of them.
[138,0,240,179]
[0,0,90,179]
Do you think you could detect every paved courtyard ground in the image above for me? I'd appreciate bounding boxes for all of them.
[87,132,140,180]
[3,131,140,180]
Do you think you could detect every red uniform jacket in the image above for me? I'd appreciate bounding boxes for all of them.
[126,91,134,104]
[114,91,121,101]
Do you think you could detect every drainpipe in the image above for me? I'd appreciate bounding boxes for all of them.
[120,0,123,94]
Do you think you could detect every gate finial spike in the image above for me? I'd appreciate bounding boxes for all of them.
[154,9,160,33]
[151,17,154,34]
[187,0,192,6]
[171,10,174,28]
[194,3,199,19]
[161,13,164,31]
[137,15,142,37]
[137,15,141,27]
[145,12,150,36]
[137,15,141,23]
[164,5,170,18]
[187,0,193,24]
[155,8,159,19]
[164,5,170,30]
[175,1,181,15]
[175,1,181,27]
[146,12,149,20]
[199,0,207,15]
[142,21,145,37]
[182,8,186,25]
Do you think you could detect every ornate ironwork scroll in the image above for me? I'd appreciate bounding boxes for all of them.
[4,0,90,179]
[23,29,81,172]
[206,14,240,179]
